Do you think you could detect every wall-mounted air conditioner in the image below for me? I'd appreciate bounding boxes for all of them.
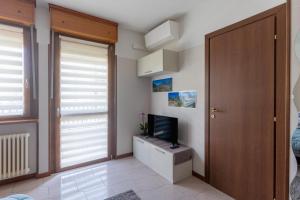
[145,20,179,50]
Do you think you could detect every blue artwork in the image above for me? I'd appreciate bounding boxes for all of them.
[152,78,172,92]
[168,91,197,108]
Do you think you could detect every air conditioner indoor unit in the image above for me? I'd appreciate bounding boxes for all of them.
[145,20,179,50]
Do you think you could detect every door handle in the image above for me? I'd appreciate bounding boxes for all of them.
[210,107,221,119]
[210,107,221,113]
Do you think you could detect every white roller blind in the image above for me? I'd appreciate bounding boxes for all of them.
[0,24,24,117]
[60,37,108,115]
[60,114,108,168]
[59,37,109,168]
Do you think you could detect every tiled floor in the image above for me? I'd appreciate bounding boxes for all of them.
[0,157,233,200]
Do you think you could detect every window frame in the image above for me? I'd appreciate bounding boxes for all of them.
[50,32,116,172]
[0,21,37,122]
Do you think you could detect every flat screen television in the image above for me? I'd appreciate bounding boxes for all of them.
[148,114,178,145]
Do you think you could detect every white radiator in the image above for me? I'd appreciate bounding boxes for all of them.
[0,133,30,180]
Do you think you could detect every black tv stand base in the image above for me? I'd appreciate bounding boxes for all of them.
[170,144,180,149]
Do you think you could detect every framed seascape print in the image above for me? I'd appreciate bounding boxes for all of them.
[152,77,172,92]
[168,91,197,108]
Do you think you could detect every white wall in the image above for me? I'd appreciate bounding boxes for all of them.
[167,0,286,51]
[116,28,148,60]
[150,46,205,174]
[116,28,150,156]
[151,0,287,176]
[115,28,151,156]
[36,4,50,174]
[117,57,150,155]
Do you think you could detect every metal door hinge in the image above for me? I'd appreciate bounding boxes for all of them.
[25,79,29,89]
[56,107,60,118]
[274,117,277,122]
[274,35,277,40]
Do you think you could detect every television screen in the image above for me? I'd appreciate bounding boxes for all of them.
[148,114,178,144]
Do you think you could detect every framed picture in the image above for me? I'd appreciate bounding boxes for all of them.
[168,91,197,108]
[152,77,172,92]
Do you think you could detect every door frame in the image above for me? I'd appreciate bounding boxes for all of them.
[49,32,117,173]
[204,3,290,200]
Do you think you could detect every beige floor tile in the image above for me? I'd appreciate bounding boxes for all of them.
[134,175,170,192]
[24,186,49,200]
[61,191,86,200]
[0,158,233,200]
[137,184,187,200]
[83,184,115,200]
[0,183,14,197]
[174,176,214,197]
[12,178,48,193]
[110,180,140,196]
[195,189,234,200]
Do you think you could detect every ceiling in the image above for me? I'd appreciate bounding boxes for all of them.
[37,0,202,33]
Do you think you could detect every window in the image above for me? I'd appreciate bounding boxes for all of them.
[58,36,109,168]
[49,5,117,172]
[0,23,31,118]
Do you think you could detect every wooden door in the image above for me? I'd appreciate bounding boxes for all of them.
[208,16,276,200]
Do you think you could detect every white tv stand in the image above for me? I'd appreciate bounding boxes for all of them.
[133,135,192,183]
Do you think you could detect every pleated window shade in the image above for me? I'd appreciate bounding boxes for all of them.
[59,36,109,168]
[0,24,24,117]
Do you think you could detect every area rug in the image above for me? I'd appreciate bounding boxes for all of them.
[291,176,300,200]
[104,190,141,200]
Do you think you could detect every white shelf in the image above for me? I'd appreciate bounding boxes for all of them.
[137,49,178,77]
[133,135,192,183]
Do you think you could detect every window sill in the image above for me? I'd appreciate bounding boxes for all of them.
[0,118,39,125]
